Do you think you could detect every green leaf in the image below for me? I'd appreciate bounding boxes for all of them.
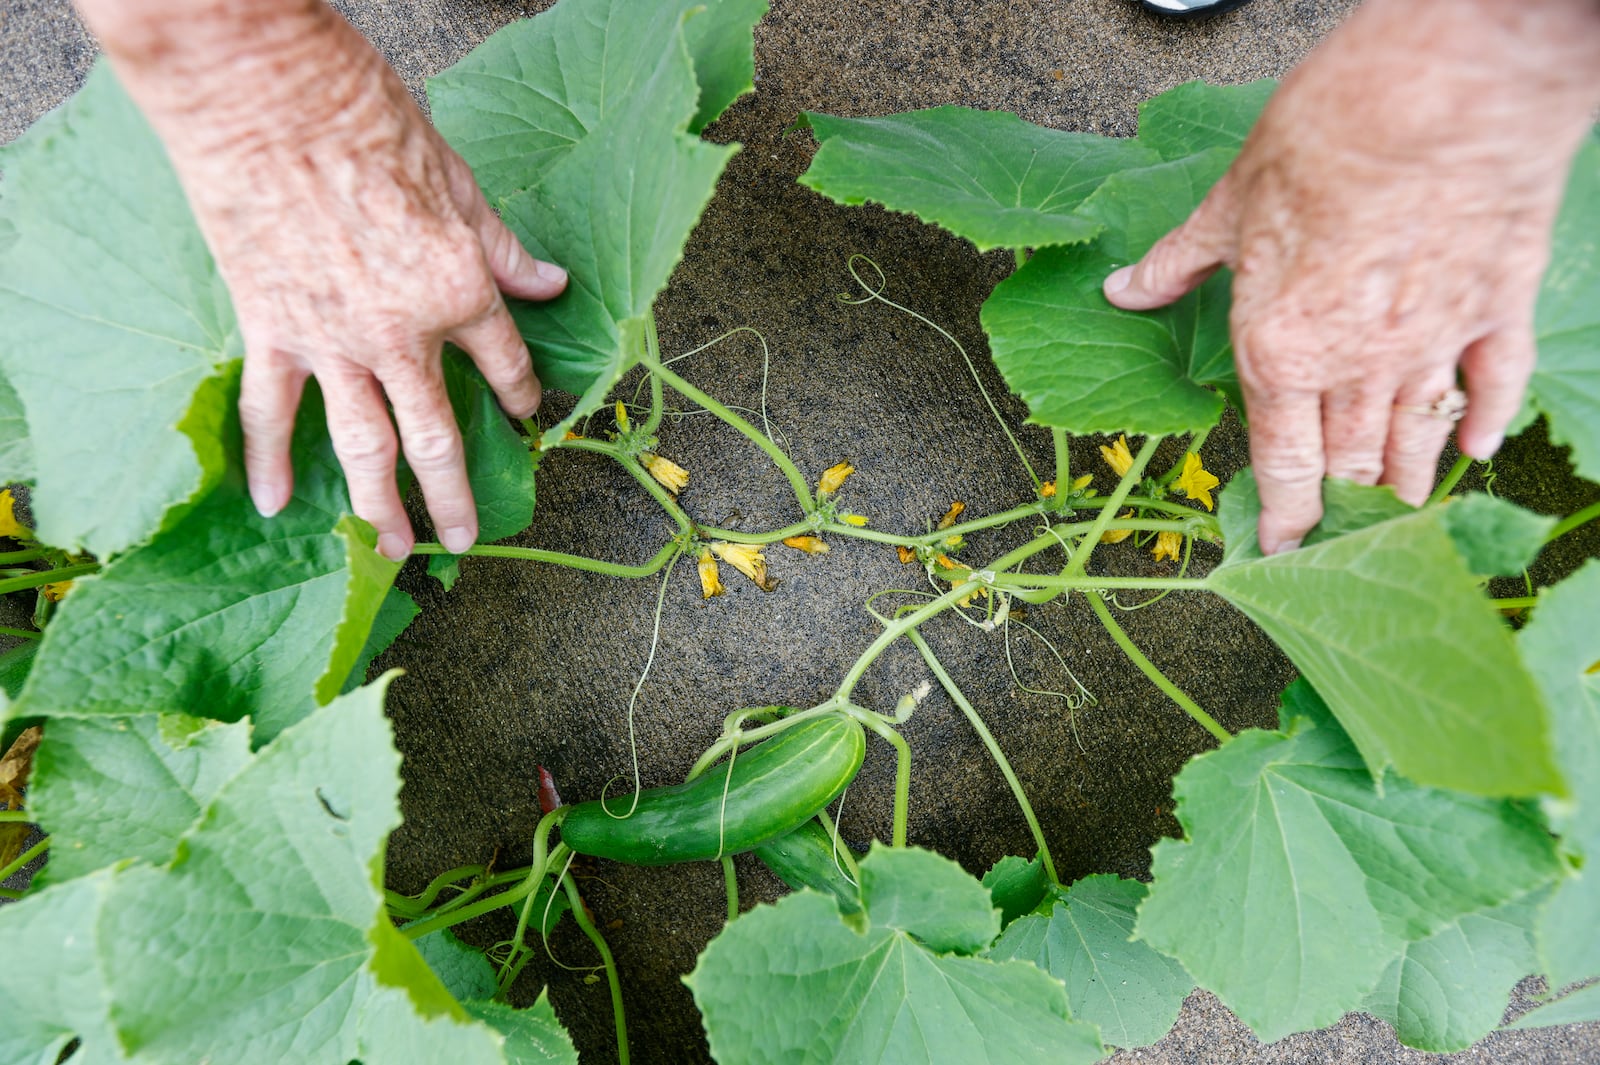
[0,63,239,557]
[1075,147,1237,264]
[1437,493,1554,577]
[430,0,740,409]
[442,352,536,542]
[1507,981,1600,1029]
[981,853,1050,928]
[689,846,1105,1065]
[981,242,1232,434]
[1136,79,1275,161]
[1362,890,1545,1052]
[0,680,514,1064]
[30,713,252,883]
[798,107,1159,252]
[989,875,1192,1049]
[343,586,420,694]
[463,995,580,1065]
[1206,471,1563,797]
[858,842,1000,954]
[428,553,463,592]
[681,0,768,134]
[0,372,33,484]
[1519,562,1600,987]
[1137,694,1561,1042]
[414,929,499,1003]
[15,386,400,744]
[1531,135,1600,483]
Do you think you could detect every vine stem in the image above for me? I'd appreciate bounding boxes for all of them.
[834,583,977,702]
[909,631,1057,884]
[0,626,39,641]
[647,359,816,512]
[0,563,97,596]
[987,573,1205,592]
[1086,591,1229,743]
[0,548,46,564]
[1427,454,1474,505]
[561,437,694,533]
[1494,596,1538,610]
[401,810,566,940]
[721,856,739,922]
[1052,427,1070,491]
[853,709,913,848]
[1061,435,1163,581]
[0,810,32,823]
[412,540,679,580]
[1547,499,1600,544]
[385,863,486,916]
[0,835,48,884]
[563,872,629,1065]
[641,312,666,438]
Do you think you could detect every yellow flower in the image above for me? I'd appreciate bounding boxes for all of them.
[1039,481,1056,498]
[697,550,724,599]
[1151,530,1183,563]
[936,501,965,530]
[563,431,583,441]
[1100,508,1136,544]
[1071,474,1094,492]
[1174,453,1220,511]
[782,535,830,555]
[896,546,917,564]
[640,453,689,495]
[818,461,855,495]
[840,514,869,527]
[934,553,966,574]
[614,401,630,431]
[711,541,777,591]
[0,489,25,540]
[41,580,73,602]
[1099,435,1133,478]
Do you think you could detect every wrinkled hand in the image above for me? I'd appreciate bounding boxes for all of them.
[1104,0,1600,554]
[88,3,565,560]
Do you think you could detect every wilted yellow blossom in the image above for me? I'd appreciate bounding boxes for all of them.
[697,550,724,599]
[563,431,583,441]
[1071,474,1094,492]
[1174,453,1220,511]
[41,580,73,602]
[1100,435,1133,478]
[934,553,966,574]
[640,453,689,495]
[1152,531,1183,563]
[840,514,869,527]
[957,586,990,608]
[1040,481,1057,498]
[711,541,776,591]
[818,462,855,495]
[896,546,917,564]
[1099,508,1136,544]
[782,535,830,555]
[0,489,23,540]
[936,501,965,530]
[614,401,630,431]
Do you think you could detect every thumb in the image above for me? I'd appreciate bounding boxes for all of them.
[1103,177,1238,311]
[478,210,568,303]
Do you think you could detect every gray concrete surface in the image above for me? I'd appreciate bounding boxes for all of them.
[4,1,1598,1063]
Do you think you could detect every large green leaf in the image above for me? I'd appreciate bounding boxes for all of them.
[0,372,33,484]
[12,386,399,744]
[428,0,748,410]
[30,713,252,883]
[1135,79,1274,161]
[1531,135,1600,482]
[0,680,524,1064]
[688,845,1105,1065]
[0,62,239,556]
[981,149,1237,435]
[1206,472,1562,797]
[442,351,536,541]
[1519,562,1600,987]
[989,875,1192,1049]
[798,107,1158,252]
[464,996,580,1065]
[1136,682,1561,1042]
[1361,890,1545,1053]
[1507,981,1600,1030]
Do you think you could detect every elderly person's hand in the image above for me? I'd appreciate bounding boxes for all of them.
[76,0,566,560]
[1105,0,1600,554]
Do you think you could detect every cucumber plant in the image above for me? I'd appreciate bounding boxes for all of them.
[1,0,1599,1063]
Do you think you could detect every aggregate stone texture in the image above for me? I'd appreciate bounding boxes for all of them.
[5,1,1599,1063]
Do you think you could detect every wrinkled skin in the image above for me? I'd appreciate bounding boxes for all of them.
[1106,0,1600,554]
[76,0,566,560]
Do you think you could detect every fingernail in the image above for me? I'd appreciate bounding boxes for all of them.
[442,525,476,554]
[251,481,287,518]
[1465,433,1503,461]
[1104,266,1134,298]
[535,260,567,285]
[377,533,410,561]
[1271,538,1302,556]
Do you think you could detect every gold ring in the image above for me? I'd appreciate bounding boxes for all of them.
[1394,387,1467,422]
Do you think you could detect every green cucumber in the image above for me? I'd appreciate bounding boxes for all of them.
[560,713,866,866]
[754,818,862,913]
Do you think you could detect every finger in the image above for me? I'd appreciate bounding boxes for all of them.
[1103,174,1239,311]
[240,345,309,518]
[383,361,478,555]
[319,369,413,561]
[1321,381,1396,487]
[1245,386,1326,555]
[470,197,567,303]
[1456,324,1536,461]
[450,299,542,418]
[1385,367,1462,506]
